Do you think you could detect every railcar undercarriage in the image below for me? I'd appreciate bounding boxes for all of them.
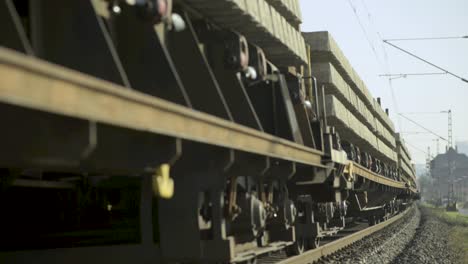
[0,1,418,263]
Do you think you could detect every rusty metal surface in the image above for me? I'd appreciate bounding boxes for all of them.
[180,0,307,66]
[0,47,322,167]
[348,162,417,193]
[351,162,406,189]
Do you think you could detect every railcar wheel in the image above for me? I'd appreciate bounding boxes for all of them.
[307,237,320,249]
[285,237,305,256]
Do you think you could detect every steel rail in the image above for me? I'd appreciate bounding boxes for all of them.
[0,47,322,167]
[0,48,418,192]
[345,162,418,193]
[351,162,413,190]
[278,207,412,264]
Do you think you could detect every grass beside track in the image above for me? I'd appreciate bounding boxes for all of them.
[423,205,468,264]
[430,208,468,226]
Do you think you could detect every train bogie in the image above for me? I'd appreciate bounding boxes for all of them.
[0,1,418,263]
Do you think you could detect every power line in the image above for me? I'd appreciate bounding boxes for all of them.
[379,72,447,78]
[386,61,402,130]
[357,0,401,129]
[399,113,447,142]
[400,111,447,115]
[383,40,468,83]
[346,0,383,67]
[406,142,429,155]
[384,36,468,41]
[387,78,402,129]
[400,131,431,135]
[356,0,402,131]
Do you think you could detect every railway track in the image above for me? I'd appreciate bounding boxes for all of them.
[0,2,419,263]
[257,206,413,264]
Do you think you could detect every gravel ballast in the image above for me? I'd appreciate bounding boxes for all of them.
[390,206,462,264]
[260,204,465,263]
[318,204,464,264]
[316,206,420,264]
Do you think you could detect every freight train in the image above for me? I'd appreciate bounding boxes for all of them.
[0,0,418,263]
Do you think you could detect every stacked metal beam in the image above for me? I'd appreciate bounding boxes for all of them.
[305,31,397,163]
[182,0,307,66]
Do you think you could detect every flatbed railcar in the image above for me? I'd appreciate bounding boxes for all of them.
[0,1,418,263]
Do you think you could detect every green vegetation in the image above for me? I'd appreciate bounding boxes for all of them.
[450,226,468,264]
[424,206,468,264]
[429,207,468,226]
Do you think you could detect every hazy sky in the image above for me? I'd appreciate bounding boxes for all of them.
[299,0,468,163]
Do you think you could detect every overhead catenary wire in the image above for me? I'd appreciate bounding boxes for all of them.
[399,131,431,135]
[346,0,383,67]
[398,113,447,142]
[384,57,402,131]
[379,72,447,77]
[356,0,402,130]
[353,2,460,161]
[400,111,448,115]
[384,36,468,41]
[405,142,429,155]
[383,40,468,83]
[359,0,389,66]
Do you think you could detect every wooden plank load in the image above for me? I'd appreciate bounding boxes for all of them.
[182,0,307,66]
[303,31,395,133]
[305,31,397,163]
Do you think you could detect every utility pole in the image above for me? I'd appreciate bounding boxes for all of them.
[433,138,440,155]
[446,148,457,211]
[440,110,453,150]
[440,109,457,210]
[425,147,432,202]
[448,110,453,149]
[437,156,441,206]
[462,179,465,204]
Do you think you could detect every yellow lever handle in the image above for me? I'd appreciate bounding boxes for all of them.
[152,164,174,199]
